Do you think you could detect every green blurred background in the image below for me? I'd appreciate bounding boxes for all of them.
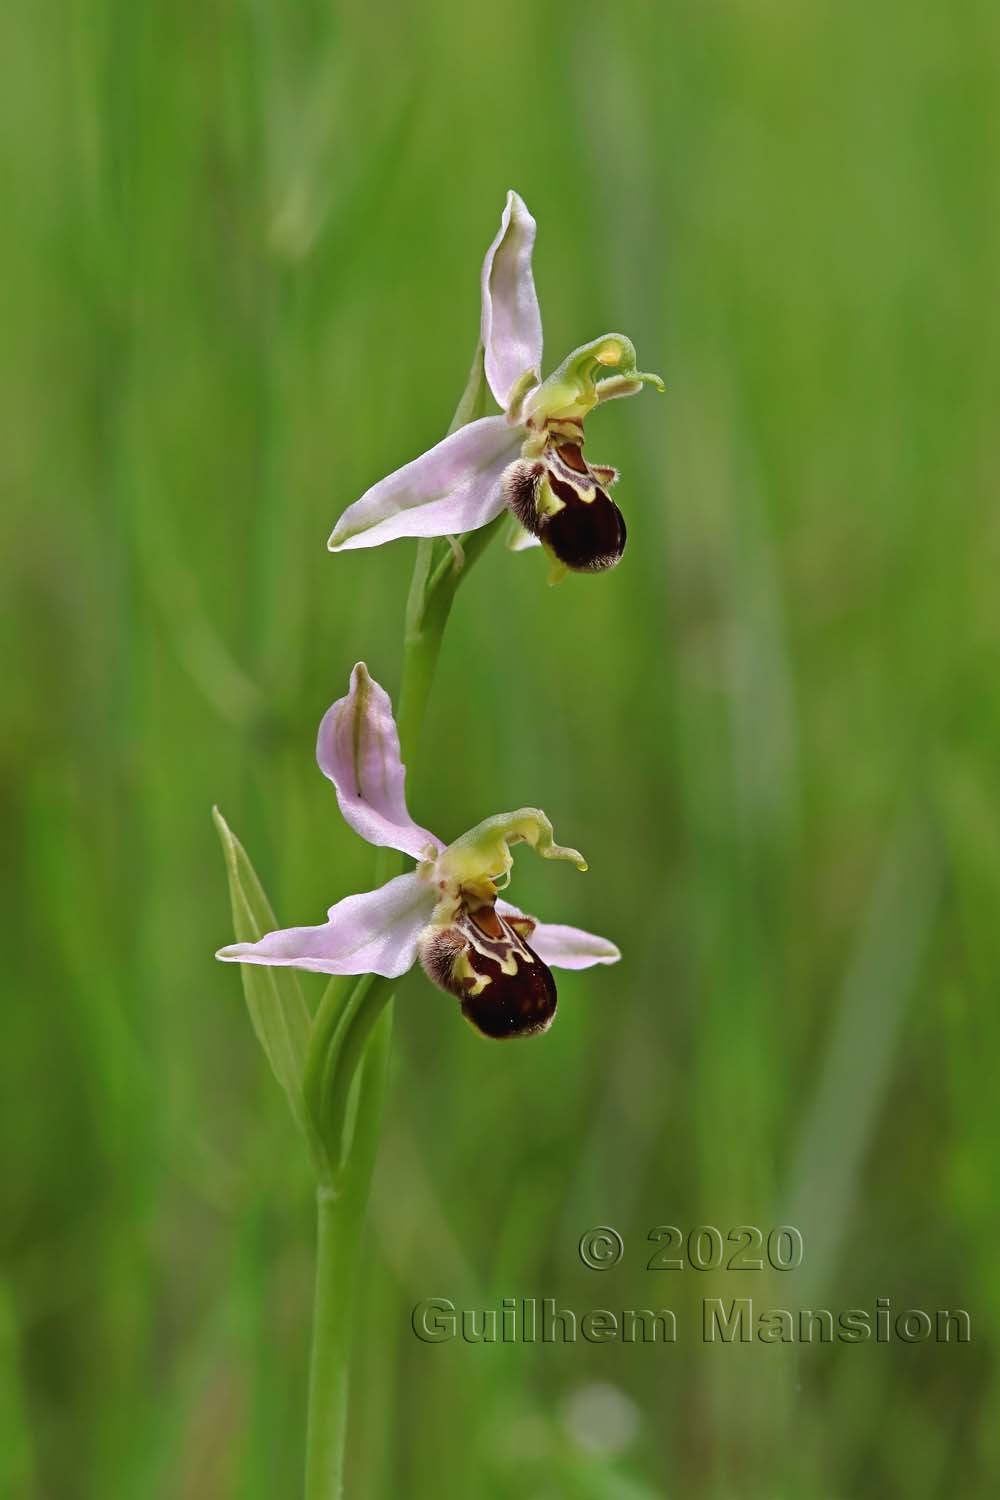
[4,0,999,1495]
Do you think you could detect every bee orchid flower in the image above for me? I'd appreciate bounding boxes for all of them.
[327,191,663,576]
[217,665,620,1039]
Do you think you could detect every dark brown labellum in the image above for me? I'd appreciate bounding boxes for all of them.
[419,905,557,1039]
[543,477,626,573]
[501,442,627,573]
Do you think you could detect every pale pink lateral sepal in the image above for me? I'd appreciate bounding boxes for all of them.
[328,417,520,551]
[497,900,621,970]
[316,663,441,861]
[217,872,435,979]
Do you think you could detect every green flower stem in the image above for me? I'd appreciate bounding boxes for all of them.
[303,350,504,1498]
[303,999,394,1500]
[303,1065,382,1500]
[395,538,445,766]
[304,1186,361,1498]
[303,970,392,1500]
[396,514,507,760]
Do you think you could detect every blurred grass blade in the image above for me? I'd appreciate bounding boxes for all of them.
[0,1285,35,1496]
[213,807,313,1140]
[780,811,943,1303]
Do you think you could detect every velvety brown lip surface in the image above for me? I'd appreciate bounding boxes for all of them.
[419,909,558,1039]
[542,479,627,573]
[500,442,627,573]
[459,948,557,1039]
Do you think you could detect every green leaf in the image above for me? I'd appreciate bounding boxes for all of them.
[213,807,314,1141]
[447,341,488,434]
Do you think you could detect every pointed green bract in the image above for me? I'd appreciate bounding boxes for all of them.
[213,807,314,1140]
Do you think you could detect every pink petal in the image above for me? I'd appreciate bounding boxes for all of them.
[317,664,441,860]
[481,190,544,409]
[328,416,520,551]
[217,872,435,979]
[497,899,621,970]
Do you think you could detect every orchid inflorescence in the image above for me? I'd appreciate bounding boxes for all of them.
[218,189,660,1041]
